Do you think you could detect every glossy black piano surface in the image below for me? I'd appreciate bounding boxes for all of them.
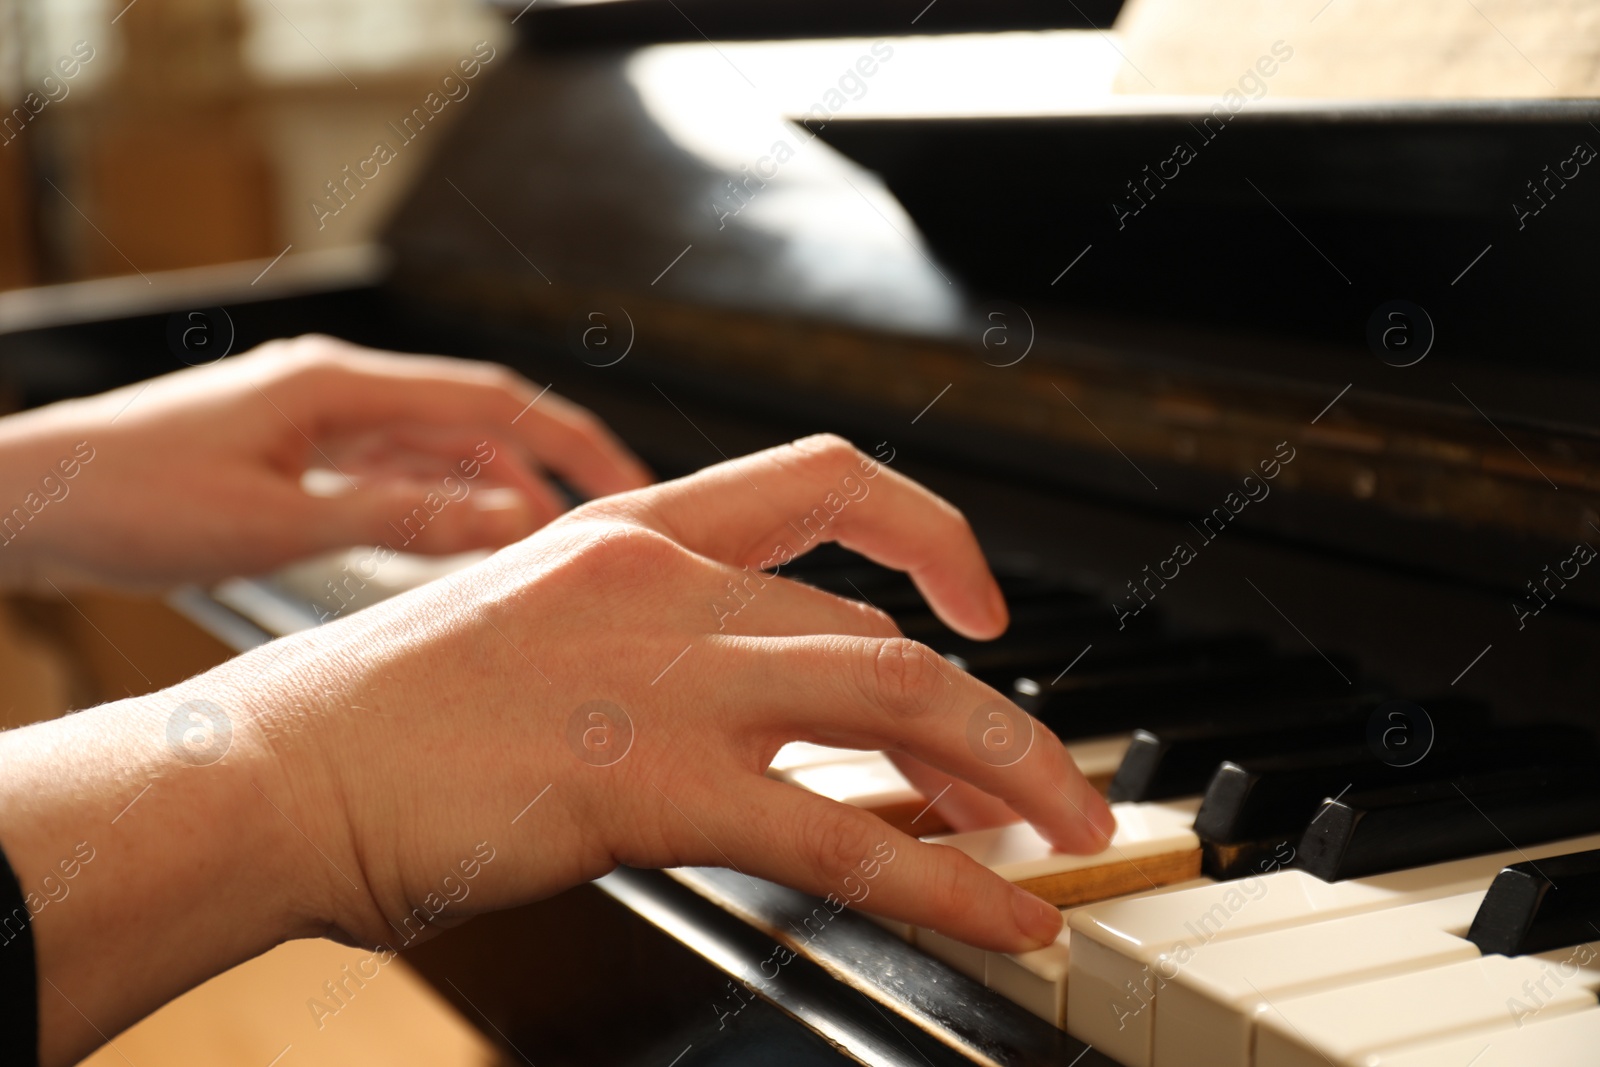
[811,100,1600,367]
[504,0,1126,49]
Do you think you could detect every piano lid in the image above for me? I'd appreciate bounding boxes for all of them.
[379,37,1600,606]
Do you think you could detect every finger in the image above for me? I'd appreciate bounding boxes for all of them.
[288,479,547,557]
[884,752,1023,833]
[698,577,1022,832]
[318,426,557,506]
[272,340,654,498]
[503,388,653,499]
[619,434,1006,639]
[703,777,1063,953]
[708,633,1116,855]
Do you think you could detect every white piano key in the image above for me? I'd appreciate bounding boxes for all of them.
[917,927,988,982]
[771,733,1130,828]
[910,802,1202,1025]
[270,546,490,621]
[863,910,916,942]
[987,930,1070,1025]
[778,754,923,810]
[777,753,938,834]
[770,735,1127,800]
[987,879,1214,1028]
[768,742,880,774]
[1153,892,1484,1067]
[1369,1003,1600,1067]
[1254,940,1600,1067]
[929,799,1199,888]
[1065,831,1600,1067]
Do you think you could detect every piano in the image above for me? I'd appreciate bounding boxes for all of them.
[5,3,1600,1064]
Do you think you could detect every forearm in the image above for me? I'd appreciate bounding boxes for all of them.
[0,680,327,1067]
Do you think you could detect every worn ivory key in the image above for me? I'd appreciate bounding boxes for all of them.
[928,800,1202,908]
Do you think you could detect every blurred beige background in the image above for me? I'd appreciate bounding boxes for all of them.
[0,0,508,290]
[1113,0,1600,97]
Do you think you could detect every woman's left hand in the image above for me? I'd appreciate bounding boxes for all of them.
[0,335,652,590]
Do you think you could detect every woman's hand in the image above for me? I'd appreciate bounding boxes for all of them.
[0,435,1113,1067]
[0,334,651,590]
[277,434,1115,948]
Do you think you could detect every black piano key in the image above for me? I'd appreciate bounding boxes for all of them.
[1107,711,1377,803]
[1202,838,1301,881]
[943,633,1266,691]
[1467,849,1600,956]
[1015,652,1357,714]
[893,596,1107,643]
[1014,655,1360,740]
[1195,720,1587,847]
[987,571,1098,608]
[1047,690,1379,745]
[772,541,870,577]
[1046,690,1378,744]
[1197,722,1587,880]
[788,565,927,613]
[775,547,927,609]
[1297,765,1600,882]
[1199,747,1378,846]
[783,548,1091,615]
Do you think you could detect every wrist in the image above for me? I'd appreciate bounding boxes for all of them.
[191,627,392,944]
[154,662,358,944]
[0,680,332,1066]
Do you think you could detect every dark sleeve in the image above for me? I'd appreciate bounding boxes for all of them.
[0,844,38,1067]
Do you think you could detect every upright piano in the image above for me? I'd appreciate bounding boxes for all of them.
[5,3,1600,1064]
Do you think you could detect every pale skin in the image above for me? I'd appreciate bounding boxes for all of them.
[0,336,1115,1067]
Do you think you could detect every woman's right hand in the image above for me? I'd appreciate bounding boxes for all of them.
[260,433,1116,954]
[5,435,1115,1067]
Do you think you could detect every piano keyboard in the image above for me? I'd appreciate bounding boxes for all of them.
[770,547,1600,1067]
[227,539,1600,1067]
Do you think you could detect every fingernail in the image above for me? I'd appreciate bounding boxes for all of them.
[1056,791,1118,854]
[473,488,533,540]
[474,487,525,510]
[1011,886,1062,948]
